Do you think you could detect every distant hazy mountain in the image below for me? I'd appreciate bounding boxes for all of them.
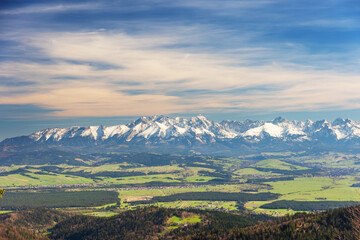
[2,115,360,154]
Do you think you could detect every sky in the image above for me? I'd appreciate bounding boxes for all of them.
[1,0,360,140]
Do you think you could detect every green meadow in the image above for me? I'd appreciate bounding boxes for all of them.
[167,214,201,229]
[0,173,94,187]
[252,159,309,170]
[156,201,238,211]
[118,184,263,200]
[233,168,279,176]
[1,152,360,217]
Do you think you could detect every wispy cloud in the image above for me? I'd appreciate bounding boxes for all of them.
[0,28,360,117]
[1,0,360,121]
[0,104,61,119]
[299,19,360,29]
[0,3,99,15]
[172,0,275,12]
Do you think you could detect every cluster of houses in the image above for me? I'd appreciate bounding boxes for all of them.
[119,184,211,192]
[23,183,108,189]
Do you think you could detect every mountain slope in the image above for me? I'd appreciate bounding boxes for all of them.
[2,115,360,154]
[0,222,48,240]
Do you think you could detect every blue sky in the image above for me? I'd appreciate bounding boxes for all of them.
[1,0,360,140]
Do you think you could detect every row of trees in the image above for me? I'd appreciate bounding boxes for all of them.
[261,200,358,211]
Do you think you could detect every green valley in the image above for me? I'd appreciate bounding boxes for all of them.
[1,151,360,218]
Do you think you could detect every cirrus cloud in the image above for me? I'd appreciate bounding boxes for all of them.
[0,29,360,118]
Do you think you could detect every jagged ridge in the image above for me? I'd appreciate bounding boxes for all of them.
[27,115,360,143]
[3,115,360,153]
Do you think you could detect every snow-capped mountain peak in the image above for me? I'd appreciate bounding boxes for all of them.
[272,116,287,124]
[8,115,360,153]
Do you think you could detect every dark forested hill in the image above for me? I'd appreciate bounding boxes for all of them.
[182,207,356,240]
[0,222,48,240]
[2,205,360,239]
[49,207,265,240]
[0,208,72,232]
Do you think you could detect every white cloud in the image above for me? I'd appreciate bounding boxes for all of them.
[1,29,360,117]
[299,19,360,29]
[0,3,99,15]
[171,0,274,13]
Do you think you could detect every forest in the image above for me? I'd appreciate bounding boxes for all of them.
[0,191,118,210]
[129,192,279,205]
[261,200,358,211]
[0,205,359,239]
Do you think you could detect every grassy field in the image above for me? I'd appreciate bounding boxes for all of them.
[0,162,232,188]
[156,201,238,211]
[252,159,309,170]
[233,168,279,176]
[66,164,124,173]
[167,214,201,229]
[83,212,119,217]
[0,173,94,187]
[117,184,265,211]
[183,176,216,182]
[244,176,360,216]
[2,152,360,216]
[252,206,301,216]
[267,177,360,201]
[0,211,12,214]
[118,184,265,200]
[98,174,182,184]
[123,165,185,173]
[289,152,360,170]
[119,200,239,211]
[64,163,185,174]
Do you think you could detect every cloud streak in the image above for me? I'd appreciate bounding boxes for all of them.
[0,3,99,15]
[0,0,360,122]
[0,28,360,118]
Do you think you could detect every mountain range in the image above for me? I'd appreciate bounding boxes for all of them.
[2,115,360,155]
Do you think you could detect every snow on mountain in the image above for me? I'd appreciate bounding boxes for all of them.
[15,115,360,148]
[221,119,264,134]
[243,123,283,138]
[331,118,360,140]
